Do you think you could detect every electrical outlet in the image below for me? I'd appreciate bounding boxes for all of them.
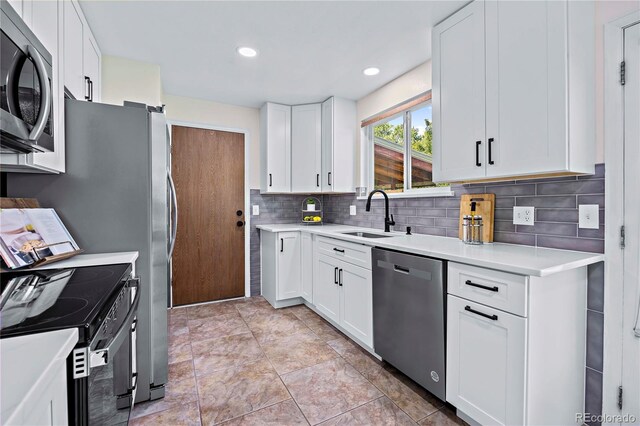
[513,206,535,226]
[579,205,599,229]
[350,205,357,216]
[252,205,260,216]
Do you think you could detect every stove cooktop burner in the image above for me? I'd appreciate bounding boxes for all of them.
[0,263,132,342]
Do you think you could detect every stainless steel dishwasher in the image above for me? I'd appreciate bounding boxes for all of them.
[372,247,446,401]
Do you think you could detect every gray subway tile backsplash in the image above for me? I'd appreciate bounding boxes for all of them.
[586,310,604,372]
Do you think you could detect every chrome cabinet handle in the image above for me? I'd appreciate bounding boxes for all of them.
[27,45,52,141]
[168,172,178,258]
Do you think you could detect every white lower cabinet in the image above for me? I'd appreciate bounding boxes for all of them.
[446,261,587,426]
[260,231,301,307]
[300,232,314,303]
[315,254,341,323]
[447,295,526,425]
[314,252,373,348]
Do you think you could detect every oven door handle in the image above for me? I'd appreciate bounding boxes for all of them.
[90,278,140,368]
[26,45,52,141]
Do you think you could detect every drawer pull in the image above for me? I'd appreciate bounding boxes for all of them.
[333,248,345,253]
[465,305,498,321]
[465,280,499,292]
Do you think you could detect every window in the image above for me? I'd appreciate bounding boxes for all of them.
[365,92,450,197]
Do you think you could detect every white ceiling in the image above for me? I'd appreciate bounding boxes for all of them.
[79,1,466,108]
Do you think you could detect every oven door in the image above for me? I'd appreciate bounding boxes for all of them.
[0,2,54,153]
[74,278,140,426]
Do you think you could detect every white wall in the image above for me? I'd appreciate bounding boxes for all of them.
[101,56,162,107]
[162,94,261,188]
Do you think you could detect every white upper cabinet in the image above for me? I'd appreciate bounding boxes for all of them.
[83,33,101,102]
[63,0,84,101]
[291,104,322,192]
[432,1,486,182]
[321,97,357,193]
[433,0,595,183]
[261,102,292,193]
[261,97,356,194]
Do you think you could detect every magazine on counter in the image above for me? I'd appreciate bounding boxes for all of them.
[0,209,80,269]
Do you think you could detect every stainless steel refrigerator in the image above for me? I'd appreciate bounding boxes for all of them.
[7,99,175,403]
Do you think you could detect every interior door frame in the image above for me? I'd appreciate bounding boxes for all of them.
[167,119,252,302]
[603,10,640,421]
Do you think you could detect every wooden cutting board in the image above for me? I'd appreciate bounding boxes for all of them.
[458,194,495,243]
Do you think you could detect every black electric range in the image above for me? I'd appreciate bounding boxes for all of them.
[0,263,140,425]
[0,263,132,343]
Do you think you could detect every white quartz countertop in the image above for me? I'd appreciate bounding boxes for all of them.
[1,329,78,423]
[256,224,604,277]
[29,251,139,270]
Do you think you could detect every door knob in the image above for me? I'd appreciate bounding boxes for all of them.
[236,210,243,216]
[236,221,245,227]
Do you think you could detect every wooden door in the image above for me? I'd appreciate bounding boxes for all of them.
[432,0,486,182]
[446,295,526,426]
[484,1,567,178]
[171,126,245,305]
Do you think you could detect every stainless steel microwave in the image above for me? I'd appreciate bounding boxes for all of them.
[0,1,54,153]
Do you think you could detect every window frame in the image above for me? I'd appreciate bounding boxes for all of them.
[361,93,454,199]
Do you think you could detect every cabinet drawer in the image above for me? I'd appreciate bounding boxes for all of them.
[448,262,528,317]
[316,236,371,270]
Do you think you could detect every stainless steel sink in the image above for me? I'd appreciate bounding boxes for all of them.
[341,231,394,239]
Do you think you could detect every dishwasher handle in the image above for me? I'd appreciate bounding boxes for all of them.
[394,265,410,274]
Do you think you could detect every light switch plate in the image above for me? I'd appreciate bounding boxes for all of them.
[579,204,599,229]
[350,205,357,216]
[252,205,260,216]
[513,206,535,226]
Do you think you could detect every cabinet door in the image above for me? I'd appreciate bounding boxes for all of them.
[484,1,567,177]
[314,254,340,323]
[64,0,84,100]
[264,103,292,192]
[292,104,322,192]
[321,97,334,192]
[277,232,301,300]
[339,262,373,347]
[432,1,486,182]
[30,0,65,173]
[83,34,101,102]
[300,232,313,303]
[446,295,526,426]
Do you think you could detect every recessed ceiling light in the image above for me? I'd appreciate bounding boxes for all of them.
[237,46,258,58]
[363,67,380,76]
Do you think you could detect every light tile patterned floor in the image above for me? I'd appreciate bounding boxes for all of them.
[130,297,467,425]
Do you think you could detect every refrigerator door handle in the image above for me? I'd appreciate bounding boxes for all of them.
[168,172,178,259]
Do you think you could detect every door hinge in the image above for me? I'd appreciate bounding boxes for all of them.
[621,225,626,249]
[621,61,626,86]
[618,386,623,410]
